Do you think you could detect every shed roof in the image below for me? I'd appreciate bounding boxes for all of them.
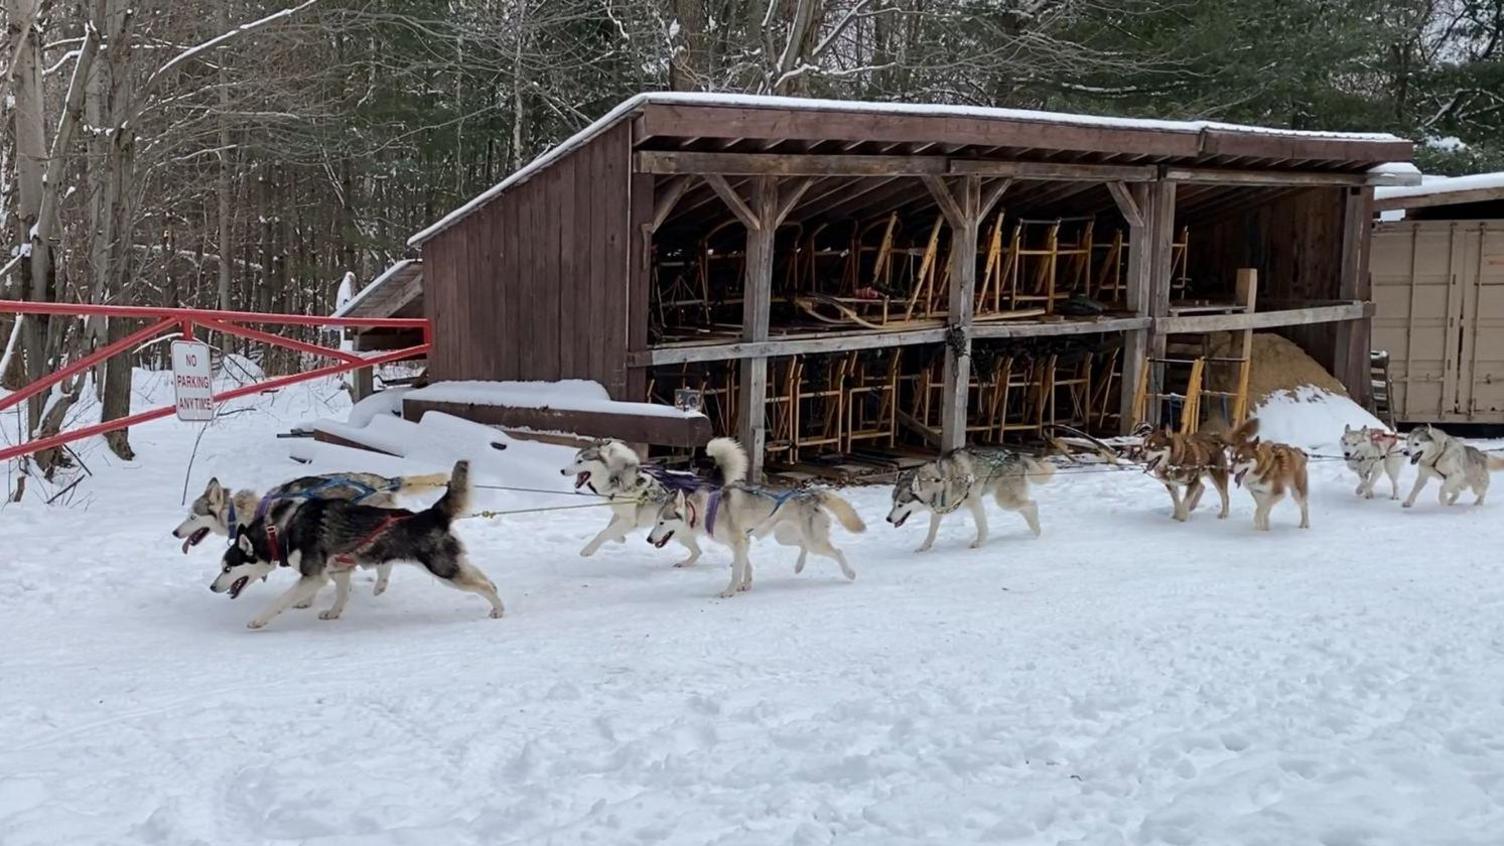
[411,92,1416,246]
[1374,172,1504,211]
[333,259,423,321]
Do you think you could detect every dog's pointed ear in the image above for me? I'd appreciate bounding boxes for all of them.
[236,533,253,555]
[1344,423,1352,434]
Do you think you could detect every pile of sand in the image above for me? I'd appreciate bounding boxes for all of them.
[1205,332,1349,404]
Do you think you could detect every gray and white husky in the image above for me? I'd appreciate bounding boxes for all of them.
[174,470,448,598]
[210,460,504,629]
[1403,424,1504,507]
[646,438,867,598]
[1340,424,1405,500]
[885,448,1053,551]
[560,440,704,566]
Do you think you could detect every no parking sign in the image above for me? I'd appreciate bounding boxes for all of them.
[171,340,214,422]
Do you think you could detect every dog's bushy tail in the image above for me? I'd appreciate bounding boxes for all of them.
[1488,454,1504,472]
[706,437,748,485]
[815,491,866,533]
[432,460,470,522]
[1022,456,1055,485]
[398,472,450,494]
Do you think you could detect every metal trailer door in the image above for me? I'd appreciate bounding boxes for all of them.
[1372,221,1466,421]
[1457,223,1504,420]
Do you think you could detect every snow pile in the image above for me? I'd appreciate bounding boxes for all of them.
[344,386,410,427]
[407,379,703,419]
[1250,385,1384,449]
[1375,170,1504,202]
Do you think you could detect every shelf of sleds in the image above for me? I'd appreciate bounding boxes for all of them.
[647,334,1127,485]
[648,210,1193,344]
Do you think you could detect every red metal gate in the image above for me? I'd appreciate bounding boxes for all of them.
[0,300,431,462]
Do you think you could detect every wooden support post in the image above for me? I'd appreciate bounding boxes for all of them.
[924,175,982,451]
[1145,180,1178,425]
[1333,186,1373,408]
[352,366,373,402]
[1231,268,1258,424]
[1116,182,1152,432]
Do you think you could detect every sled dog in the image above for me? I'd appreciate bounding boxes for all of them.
[885,448,1053,551]
[1141,427,1231,522]
[560,440,705,566]
[1340,424,1404,500]
[1403,424,1504,508]
[174,470,448,598]
[646,438,866,597]
[210,460,504,629]
[1227,418,1310,530]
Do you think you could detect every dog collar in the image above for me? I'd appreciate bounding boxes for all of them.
[265,524,288,568]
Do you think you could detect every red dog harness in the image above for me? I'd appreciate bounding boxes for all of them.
[330,514,405,570]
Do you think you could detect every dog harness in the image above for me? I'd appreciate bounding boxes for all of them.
[689,487,799,536]
[233,475,401,545]
[330,514,405,570]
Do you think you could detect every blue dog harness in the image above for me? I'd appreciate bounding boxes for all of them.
[701,487,799,536]
[229,475,400,544]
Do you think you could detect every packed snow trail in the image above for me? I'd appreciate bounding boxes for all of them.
[4,377,1504,844]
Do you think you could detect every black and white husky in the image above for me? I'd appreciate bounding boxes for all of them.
[174,470,448,598]
[646,438,867,598]
[561,440,707,566]
[210,460,504,629]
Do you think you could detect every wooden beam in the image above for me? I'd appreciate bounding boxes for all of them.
[638,150,948,176]
[1195,128,1415,166]
[636,150,1162,183]
[402,399,713,448]
[1106,181,1144,228]
[1333,187,1374,407]
[949,160,1158,182]
[1143,181,1178,426]
[739,176,778,480]
[922,175,966,228]
[629,316,1155,366]
[649,175,694,232]
[1155,301,1370,334]
[1118,181,1152,432]
[970,316,1152,340]
[703,173,761,230]
[775,176,817,225]
[630,326,951,367]
[1163,167,1394,187]
[980,178,1012,218]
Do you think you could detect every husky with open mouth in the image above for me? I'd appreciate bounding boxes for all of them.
[1403,424,1504,508]
[1140,427,1232,522]
[1340,424,1405,500]
[1227,418,1310,531]
[174,470,448,597]
[210,460,504,629]
[560,440,709,566]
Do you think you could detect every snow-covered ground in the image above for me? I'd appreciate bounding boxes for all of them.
[5,376,1504,845]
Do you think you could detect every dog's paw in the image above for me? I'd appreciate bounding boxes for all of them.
[489,607,505,619]
[794,561,806,574]
[717,589,738,599]
[673,560,696,568]
[1172,513,1189,523]
[318,609,341,621]
[373,582,388,597]
[843,568,857,581]
[246,619,267,630]
[578,548,596,558]
[293,599,314,610]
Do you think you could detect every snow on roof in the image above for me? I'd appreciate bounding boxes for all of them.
[409,92,1412,247]
[1374,171,1504,203]
[331,259,420,318]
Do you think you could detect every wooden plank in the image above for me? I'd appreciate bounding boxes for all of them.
[1155,301,1370,334]
[941,175,980,450]
[649,175,693,231]
[627,168,655,399]
[1164,167,1377,187]
[703,173,761,229]
[403,399,714,448]
[1333,187,1374,406]
[739,176,778,479]
[637,150,948,176]
[949,160,1158,182]
[921,176,965,228]
[638,103,1206,159]
[1119,182,1152,432]
[775,176,817,224]
[1106,181,1144,228]
[600,124,631,396]
[574,136,596,385]
[1232,268,1258,423]
[971,316,1152,340]
[980,178,1012,218]
[1373,184,1504,211]
[540,166,563,380]
[558,143,579,378]
[1196,128,1414,166]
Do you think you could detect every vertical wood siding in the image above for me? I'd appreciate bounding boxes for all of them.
[423,122,635,396]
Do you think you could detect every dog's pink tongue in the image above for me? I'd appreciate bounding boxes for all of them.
[181,538,192,554]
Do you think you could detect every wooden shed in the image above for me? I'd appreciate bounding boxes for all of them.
[1372,173,1504,423]
[408,93,1415,477]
